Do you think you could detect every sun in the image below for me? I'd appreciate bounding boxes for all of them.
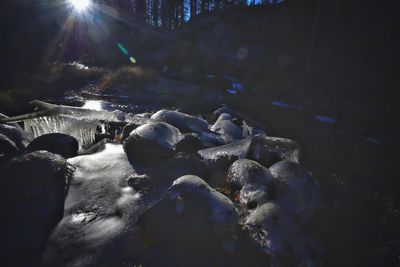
[69,0,91,12]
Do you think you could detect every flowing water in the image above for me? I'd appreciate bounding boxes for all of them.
[37,76,399,267]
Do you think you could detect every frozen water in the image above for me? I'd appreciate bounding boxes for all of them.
[24,115,98,148]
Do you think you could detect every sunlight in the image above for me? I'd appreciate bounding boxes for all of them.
[70,0,91,12]
[82,100,103,111]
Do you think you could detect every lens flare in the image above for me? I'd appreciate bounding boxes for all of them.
[70,0,91,12]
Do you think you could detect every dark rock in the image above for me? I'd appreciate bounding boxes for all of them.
[0,133,19,157]
[0,151,72,267]
[0,123,32,150]
[227,159,273,190]
[175,133,206,153]
[123,122,183,165]
[26,133,79,158]
[269,161,319,224]
[243,202,312,266]
[121,123,140,140]
[227,159,273,208]
[138,175,239,263]
[211,113,243,143]
[248,134,301,167]
[151,109,210,134]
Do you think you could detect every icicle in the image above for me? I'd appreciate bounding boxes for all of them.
[24,114,99,148]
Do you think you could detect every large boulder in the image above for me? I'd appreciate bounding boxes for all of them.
[123,121,183,165]
[269,161,319,224]
[150,109,210,134]
[26,133,79,158]
[227,159,274,208]
[248,135,301,167]
[0,151,72,267]
[138,175,239,264]
[243,202,312,266]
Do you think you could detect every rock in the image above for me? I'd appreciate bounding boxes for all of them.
[227,159,273,190]
[211,113,243,143]
[198,136,252,162]
[269,161,319,224]
[151,109,210,134]
[0,133,18,157]
[175,133,206,153]
[212,107,236,121]
[123,122,183,165]
[26,133,79,158]
[121,123,140,140]
[243,202,312,266]
[248,134,301,167]
[0,123,32,149]
[138,175,239,260]
[0,151,72,266]
[226,159,273,208]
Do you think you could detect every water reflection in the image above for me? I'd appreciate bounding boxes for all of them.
[271,101,301,109]
[314,115,337,124]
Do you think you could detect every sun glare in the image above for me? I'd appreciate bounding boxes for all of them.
[70,0,91,12]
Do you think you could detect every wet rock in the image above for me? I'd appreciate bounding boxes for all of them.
[198,136,252,162]
[226,159,273,208]
[248,134,301,167]
[211,113,243,143]
[123,122,183,165]
[269,161,319,224]
[151,109,210,134]
[175,133,206,153]
[212,107,236,121]
[0,151,72,266]
[26,133,79,158]
[0,123,32,150]
[138,175,239,260]
[227,159,273,190]
[121,123,140,140]
[243,202,312,266]
[0,133,18,157]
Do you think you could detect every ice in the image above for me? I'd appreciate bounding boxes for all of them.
[198,137,252,162]
[24,114,99,148]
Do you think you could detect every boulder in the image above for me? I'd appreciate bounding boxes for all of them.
[0,151,72,266]
[138,175,239,258]
[269,161,319,224]
[26,133,79,158]
[123,122,183,165]
[151,109,210,134]
[211,113,243,143]
[248,134,301,167]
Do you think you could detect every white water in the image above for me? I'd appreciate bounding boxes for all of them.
[24,115,99,148]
